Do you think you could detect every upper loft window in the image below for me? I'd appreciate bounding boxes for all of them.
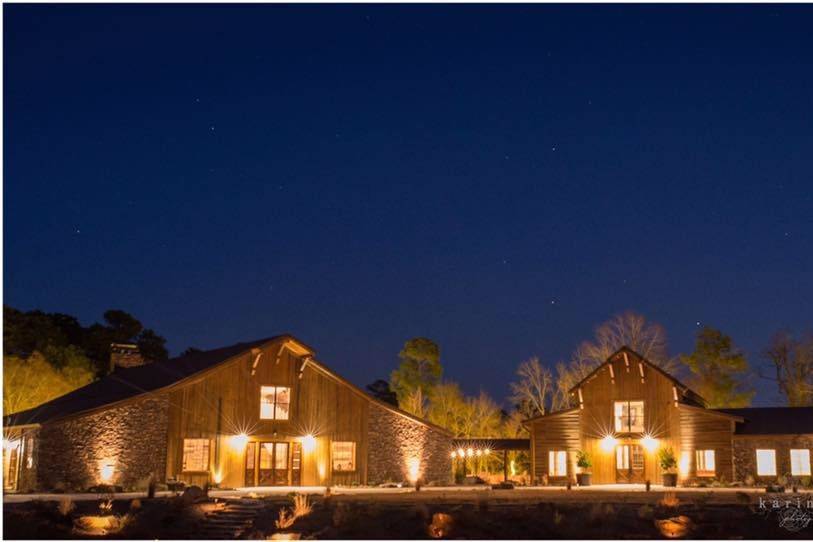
[260,386,290,420]
[614,400,644,433]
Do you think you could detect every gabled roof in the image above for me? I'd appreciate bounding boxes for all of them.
[568,346,706,407]
[4,333,453,436]
[522,407,580,425]
[4,336,291,427]
[715,407,813,436]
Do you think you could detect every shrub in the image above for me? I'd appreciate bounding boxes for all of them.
[275,508,295,530]
[292,494,312,518]
[659,492,680,508]
[658,447,677,472]
[57,497,75,517]
[576,450,592,470]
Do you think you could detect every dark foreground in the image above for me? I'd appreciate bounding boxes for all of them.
[4,489,812,539]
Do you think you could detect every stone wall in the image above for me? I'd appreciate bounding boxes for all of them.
[367,403,452,485]
[732,435,813,483]
[35,393,169,491]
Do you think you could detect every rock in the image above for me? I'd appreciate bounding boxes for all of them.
[181,485,205,504]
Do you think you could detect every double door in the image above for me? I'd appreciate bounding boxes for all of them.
[245,441,301,486]
[615,444,645,483]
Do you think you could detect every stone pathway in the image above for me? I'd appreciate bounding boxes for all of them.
[198,499,265,539]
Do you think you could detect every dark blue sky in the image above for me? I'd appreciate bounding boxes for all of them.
[5,5,812,407]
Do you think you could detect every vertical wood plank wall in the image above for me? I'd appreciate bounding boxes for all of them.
[165,339,370,487]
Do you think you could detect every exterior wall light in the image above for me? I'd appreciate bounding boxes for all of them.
[450,450,457,458]
[484,448,491,455]
[475,449,482,457]
[641,435,659,452]
[466,448,474,457]
[457,448,465,457]
[229,433,249,450]
[300,434,316,453]
[600,434,618,452]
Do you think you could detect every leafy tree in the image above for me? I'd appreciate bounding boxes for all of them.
[681,326,753,407]
[509,357,553,418]
[136,328,169,363]
[763,331,813,406]
[427,382,468,436]
[4,347,95,415]
[365,379,398,406]
[390,337,442,412]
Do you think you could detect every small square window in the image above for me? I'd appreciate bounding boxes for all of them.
[182,438,210,472]
[756,449,776,476]
[331,441,356,471]
[790,449,811,476]
[613,401,644,433]
[696,450,715,476]
[548,450,567,477]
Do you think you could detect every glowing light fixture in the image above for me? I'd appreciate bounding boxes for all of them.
[100,464,115,483]
[475,449,482,457]
[300,434,316,453]
[600,434,618,453]
[229,433,249,450]
[457,448,465,457]
[213,470,223,484]
[466,448,474,457]
[641,434,660,452]
[484,448,491,455]
[450,451,457,458]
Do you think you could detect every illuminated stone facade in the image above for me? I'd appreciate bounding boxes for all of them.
[732,435,813,483]
[367,402,452,485]
[34,394,169,491]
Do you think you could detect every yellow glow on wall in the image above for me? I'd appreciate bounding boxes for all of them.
[300,434,316,453]
[600,434,618,453]
[318,462,326,482]
[228,433,249,451]
[213,470,223,484]
[641,435,659,452]
[679,451,690,478]
[99,463,115,483]
[406,457,421,483]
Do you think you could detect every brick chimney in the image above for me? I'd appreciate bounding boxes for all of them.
[110,343,146,371]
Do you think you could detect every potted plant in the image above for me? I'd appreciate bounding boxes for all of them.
[658,447,678,487]
[576,450,592,486]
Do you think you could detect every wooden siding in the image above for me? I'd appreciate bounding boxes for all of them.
[576,349,682,484]
[165,338,371,487]
[679,407,735,482]
[529,409,580,483]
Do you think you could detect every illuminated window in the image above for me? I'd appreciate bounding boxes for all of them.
[260,386,290,420]
[182,438,210,472]
[695,450,715,476]
[548,450,567,477]
[616,446,629,469]
[614,401,644,432]
[331,441,356,471]
[756,449,776,476]
[790,449,811,476]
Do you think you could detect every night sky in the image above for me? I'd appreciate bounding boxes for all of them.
[5,5,812,407]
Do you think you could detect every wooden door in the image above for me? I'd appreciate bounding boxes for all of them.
[258,442,290,486]
[244,442,257,487]
[616,444,645,483]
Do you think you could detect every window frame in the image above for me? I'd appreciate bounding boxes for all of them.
[695,449,716,477]
[182,438,211,473]
[260,385,291,420]
[548,450,567,477]
[755,449,777,477]
[790,449,811,476]
[613,400,645,433]
[331,441,357,472]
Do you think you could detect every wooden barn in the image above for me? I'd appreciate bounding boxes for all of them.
[527,347,813,486]
[3,335,452,492]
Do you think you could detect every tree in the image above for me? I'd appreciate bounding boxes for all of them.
[390,337,442,412]
[550,358,595,412]
[427,382,469,436]
[681,326,753,408]
[400,388,428,418]
[572,310,677,374]
[509,357,553,418]
[763,331,813,406]
[4,347,95,415]
[365,379,398,406]
[136,329,169,363]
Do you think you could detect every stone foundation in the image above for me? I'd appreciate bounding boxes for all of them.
[34,393,170,491]
[367,403,452,485]
[732,435,813,483]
